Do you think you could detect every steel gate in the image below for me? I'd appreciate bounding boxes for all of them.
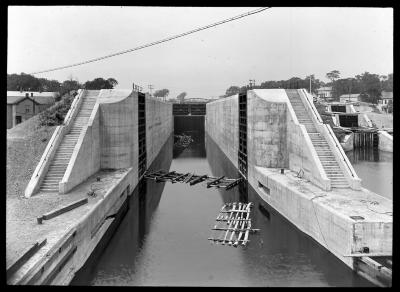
[138,92,146,179]
[238,92,247,178]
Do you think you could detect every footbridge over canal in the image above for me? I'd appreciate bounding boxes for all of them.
[14,88,391,286]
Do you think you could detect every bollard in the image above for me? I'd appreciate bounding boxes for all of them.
[37,216,43,224]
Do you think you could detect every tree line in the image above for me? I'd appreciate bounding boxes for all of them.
[223,71,393,104]
[7,73,119,98]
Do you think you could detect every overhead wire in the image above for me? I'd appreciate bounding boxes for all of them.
[29,7,271,75]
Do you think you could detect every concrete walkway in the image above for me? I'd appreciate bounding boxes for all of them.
[6,168,130,280]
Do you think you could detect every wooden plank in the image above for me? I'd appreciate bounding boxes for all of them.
[216,218,251,222]
[189,175,208,186]
[207,176,225,188]
[208,238,250,243]
[39,198,88,222]
[6,239,47,279]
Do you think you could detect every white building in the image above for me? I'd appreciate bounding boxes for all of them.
[316,86,333,98]
[339,93,362,103]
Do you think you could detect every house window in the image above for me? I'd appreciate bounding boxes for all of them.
[25,108,30,113]
[16,116,22,124]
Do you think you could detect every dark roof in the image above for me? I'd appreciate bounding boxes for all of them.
[7,96,27,104]
[7,95,55,105]
[381,91,393,99]
[32,96,55,105]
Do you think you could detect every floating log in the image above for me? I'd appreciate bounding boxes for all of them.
[183,173,195,183]
[155,171,176,182]
[225,179,241,190]
[171,172,189,183]
[207,176,225,188]
[189,174,208,186]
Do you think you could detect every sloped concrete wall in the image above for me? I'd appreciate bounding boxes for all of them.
[146,96,173,168]
[205,94,238,168]
[378,131,393,152]
[60,103,101,194]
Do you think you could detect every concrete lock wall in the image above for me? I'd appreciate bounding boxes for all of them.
[146,95,174,168]
[378,130,393,152]
[205,94,239,168]
[247,90,288,168]
[205,89,329,189]
[60,89,173,195]
[99,90,137,169]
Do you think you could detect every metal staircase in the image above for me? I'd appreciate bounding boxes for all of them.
[39,91,98,192]
[286,89,349,188]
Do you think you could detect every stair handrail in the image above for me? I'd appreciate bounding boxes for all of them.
[300,89,323,123]
[63,89,84,128]
[324,123,358,179]
[34,125,63,178]
[36,90,84,176]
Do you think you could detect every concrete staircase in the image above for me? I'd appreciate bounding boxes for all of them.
[286,89,349,188]
[39,92,98,192]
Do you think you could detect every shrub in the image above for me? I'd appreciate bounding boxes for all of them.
[38,92,75,127]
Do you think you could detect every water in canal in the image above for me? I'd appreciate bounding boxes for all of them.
[72,131,375,287]
[346,148,393,200]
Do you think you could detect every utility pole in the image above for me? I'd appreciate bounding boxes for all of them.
[249,79,255,88]
[148,84,154,96]
[309,75,312,94]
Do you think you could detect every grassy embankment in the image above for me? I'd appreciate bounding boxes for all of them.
[7,93,75,200]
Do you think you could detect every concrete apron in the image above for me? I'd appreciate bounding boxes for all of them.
[8,168,135,285]
[248,166,392,269]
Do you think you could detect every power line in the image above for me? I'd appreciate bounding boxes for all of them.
[29,7,271,75]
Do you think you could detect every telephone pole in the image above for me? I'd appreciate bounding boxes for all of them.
[249,79,255,88]
[148,84,154,96]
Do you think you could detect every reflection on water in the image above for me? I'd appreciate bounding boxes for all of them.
[72,132,374,287]
[346,148,393,200]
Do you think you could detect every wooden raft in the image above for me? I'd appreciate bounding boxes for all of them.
[208,202,259,247]
[144,170,242,190]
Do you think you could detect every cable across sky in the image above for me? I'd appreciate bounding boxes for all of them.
[29,7,271,75]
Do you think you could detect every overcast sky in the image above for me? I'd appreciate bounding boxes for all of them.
[8,6,393,99]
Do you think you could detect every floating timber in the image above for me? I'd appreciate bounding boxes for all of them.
[208,202,259,247]
[174,134,193,148]
[144,170,242,190]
